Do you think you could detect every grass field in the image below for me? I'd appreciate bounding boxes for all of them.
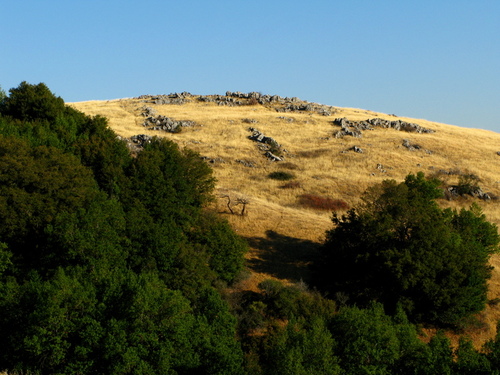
[70,94,500,347]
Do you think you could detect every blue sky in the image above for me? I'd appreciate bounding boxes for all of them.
[1,1,499,132]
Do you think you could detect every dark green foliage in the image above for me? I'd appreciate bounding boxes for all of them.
[125,137,215,225]
[72,114,131,196]
[0,82,131,197]
[423,332,454,375]
[0,136,105,275]
[268,171,295,181]
[190,212,247,284]
[456,173,481,196]
[0,242,11,276]
[0,81,65,122]
[330,303,406,374]
[257,279,336,321]
[482,321,500,373]
[0,268,208,374]
[0,82,246,374]
[454,337,493,375]
[315,172,499,326]
[261,318,340,375]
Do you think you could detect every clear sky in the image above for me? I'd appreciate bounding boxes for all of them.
[1,1,499,132]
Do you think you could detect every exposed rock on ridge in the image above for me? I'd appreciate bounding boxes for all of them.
[334,117,435,138]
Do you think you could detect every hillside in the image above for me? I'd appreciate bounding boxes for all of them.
[70,92,500,346]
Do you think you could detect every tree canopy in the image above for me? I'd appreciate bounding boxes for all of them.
[314,172,499,327]
[0,82,247,374]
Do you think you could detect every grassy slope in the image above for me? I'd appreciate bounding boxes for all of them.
[70,96,500,346]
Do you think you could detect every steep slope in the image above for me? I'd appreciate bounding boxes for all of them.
[70,92,500,345]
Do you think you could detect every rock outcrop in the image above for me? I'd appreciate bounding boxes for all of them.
[447,186,491,200]
[333,117,435,138]
[137,91,336,115]
[248,127,285,161]
[137,92,191,105]
[140,107,197,133]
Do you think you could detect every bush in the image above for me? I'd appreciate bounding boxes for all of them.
[314,172,500,327]
[457,173,481,195]
[268,171,295,181]
[298,194,349,211]
[268,140,283,157]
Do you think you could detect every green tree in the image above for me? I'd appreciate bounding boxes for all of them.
[0,136,106,275]
[190,212,247,283]
[0,82,247,374]
[329,303,402,374]
[124,137,214,226]
[0,81,65,122]
[315,172,499,326]
[262,317,340,375]
[454,336,493,375]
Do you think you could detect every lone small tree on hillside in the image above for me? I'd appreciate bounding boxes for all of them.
[314,172,499,327]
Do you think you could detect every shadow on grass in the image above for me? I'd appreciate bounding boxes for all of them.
[245,230,322,283]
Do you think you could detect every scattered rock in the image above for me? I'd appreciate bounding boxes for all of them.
[236,159,257,168]
[141,106,157,117]
[142,114,197,133]
[130,134,153,145]
[247,128,285,161]
[264,151,283,162]
[402,139,421,151]
[242,118,258,124]
[346,146,363,153]
[201,156,226,164]
[447,186,491,200]
[277,116,295,122]
[248,128,279,145]
[436,168,463,176]
[333,117,435,138]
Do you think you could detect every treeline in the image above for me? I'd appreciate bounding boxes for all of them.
[1,82,500,374]
[0,83,246,374]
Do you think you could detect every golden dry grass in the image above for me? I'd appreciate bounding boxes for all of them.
[70,95,500,347]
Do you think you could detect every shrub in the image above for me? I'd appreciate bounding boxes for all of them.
[298,194,349,211]
[268,171,295,181]
[457,173,481,195]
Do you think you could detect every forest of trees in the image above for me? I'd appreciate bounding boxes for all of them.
[1,82,500,374]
